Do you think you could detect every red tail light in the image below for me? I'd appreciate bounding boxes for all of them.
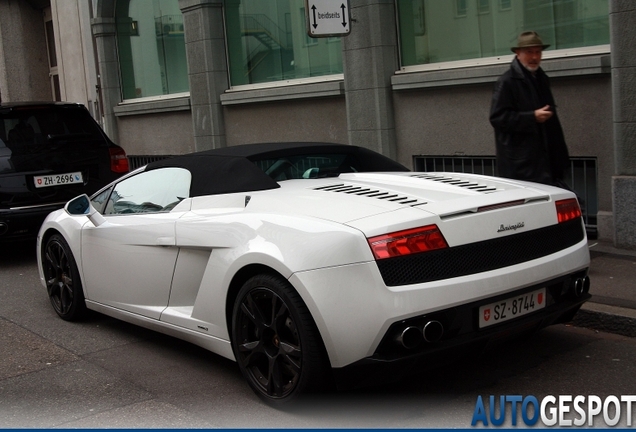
[555,198,582,223]
[367,225,448,260]
[109,147,129,173]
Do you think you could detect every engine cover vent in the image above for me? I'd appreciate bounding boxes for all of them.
[409,174,500,193]
[313,183,426,207]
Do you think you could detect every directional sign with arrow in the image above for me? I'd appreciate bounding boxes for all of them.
[305,0,351,38]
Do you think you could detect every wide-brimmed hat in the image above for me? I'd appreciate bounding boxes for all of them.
[511,31,550,52]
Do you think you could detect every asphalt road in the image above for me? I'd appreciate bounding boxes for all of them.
[1,241,635,428]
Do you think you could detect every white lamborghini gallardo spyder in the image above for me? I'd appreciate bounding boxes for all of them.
[37,142,590,405]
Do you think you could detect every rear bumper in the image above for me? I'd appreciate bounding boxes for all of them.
[0,203,64,241]
[291,235,590,368]
[332,274,590,389]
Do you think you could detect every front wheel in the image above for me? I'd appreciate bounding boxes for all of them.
[231,274,330,406]
[42,234,87,321]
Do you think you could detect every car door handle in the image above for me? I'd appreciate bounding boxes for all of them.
[156,236,175,246]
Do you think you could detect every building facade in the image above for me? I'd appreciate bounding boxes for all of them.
[1,0,635,249]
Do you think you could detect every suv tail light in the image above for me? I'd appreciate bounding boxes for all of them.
[555,198,582,223]
[109,147,130,173]
[367,225,448,260]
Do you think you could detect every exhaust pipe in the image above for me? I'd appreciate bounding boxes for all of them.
[423,320,444,343]
[0,222,8,236]
[397,326,422,349]
[572,276,590,297]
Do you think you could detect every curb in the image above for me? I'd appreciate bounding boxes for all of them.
[588,240,636,258]
[571,302,636,337]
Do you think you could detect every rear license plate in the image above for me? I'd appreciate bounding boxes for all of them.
[34,172,83,188]
[479,287,546,328]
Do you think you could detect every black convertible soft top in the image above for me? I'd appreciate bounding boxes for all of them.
[146,142,408,197]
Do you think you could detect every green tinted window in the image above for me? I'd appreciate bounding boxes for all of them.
[115,0,189,99]
[397,0,609,67]
[225,0,343,86]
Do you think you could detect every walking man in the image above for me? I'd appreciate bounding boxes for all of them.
[490,31,570,187]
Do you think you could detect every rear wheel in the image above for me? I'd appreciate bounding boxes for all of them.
[231,274,329,406]
[42,234,87,321]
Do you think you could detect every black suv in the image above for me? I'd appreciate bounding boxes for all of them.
[0,102,129,242]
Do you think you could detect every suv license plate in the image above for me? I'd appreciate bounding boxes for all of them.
[479,287,546,328]
[34,172,84,188]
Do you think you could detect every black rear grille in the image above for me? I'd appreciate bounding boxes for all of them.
[376,219,585,286]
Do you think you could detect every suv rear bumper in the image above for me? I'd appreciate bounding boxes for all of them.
[0,203,65,241]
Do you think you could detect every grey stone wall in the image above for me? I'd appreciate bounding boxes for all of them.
[91,16,121,142]
[117,110,194,156]
[179,0,228,151]
[92,0,202,153]
[342,0,398,159]
[83,0,626,245]
[224,98,347,147]
[0,0,51,102]
[610,0,636,249]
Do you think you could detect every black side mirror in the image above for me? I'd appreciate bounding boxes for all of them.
[65,194,90,215]
[64,194,106,226]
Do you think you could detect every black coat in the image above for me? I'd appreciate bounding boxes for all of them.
[490,58,570,185]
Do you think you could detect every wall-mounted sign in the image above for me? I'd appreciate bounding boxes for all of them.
[305,0,351,38]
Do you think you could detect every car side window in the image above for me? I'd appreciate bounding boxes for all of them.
[91,187,113,214]
[104,167,191,215]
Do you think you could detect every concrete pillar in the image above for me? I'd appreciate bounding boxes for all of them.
[0,0,51,103]
[179,0,228,151]
[342,0,398,159]
[91,16,121,142]
[610,0,636,249]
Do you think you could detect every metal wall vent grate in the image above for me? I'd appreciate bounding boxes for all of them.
[409,174,499,193]
[128,155,173,170]
[313,184,426,206]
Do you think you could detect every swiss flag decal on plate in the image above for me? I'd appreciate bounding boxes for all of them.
[478,287,546,328]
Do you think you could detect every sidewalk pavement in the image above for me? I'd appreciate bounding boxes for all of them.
[571,240,636,337]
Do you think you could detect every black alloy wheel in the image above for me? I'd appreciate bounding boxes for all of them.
[43,234,87,321]
[231,274,329,405]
